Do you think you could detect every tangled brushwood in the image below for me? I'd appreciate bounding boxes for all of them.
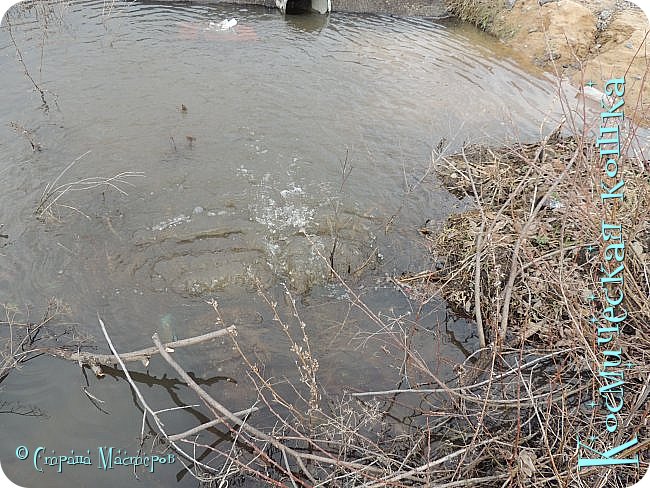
[422,128,649,345]
[396,126,650,486]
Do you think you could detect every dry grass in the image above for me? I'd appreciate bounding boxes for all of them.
[419,128,649,342]
[445,0,516,38]
[35,151,144,222]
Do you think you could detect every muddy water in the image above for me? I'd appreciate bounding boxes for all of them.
[0,1,561,486]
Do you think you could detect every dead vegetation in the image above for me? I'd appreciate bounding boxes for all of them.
[0,298,76,384]
[412,126,649,344]
[35,150,144,222]
[393,121,650,485]
[444,0,516,38]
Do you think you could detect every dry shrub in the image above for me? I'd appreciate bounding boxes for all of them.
[0,298,74,382]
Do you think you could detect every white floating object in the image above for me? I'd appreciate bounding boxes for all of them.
[213,18,237,30]
[579,85,605,102]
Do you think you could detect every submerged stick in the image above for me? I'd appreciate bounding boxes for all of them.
[168,406,261,441]
[96,314,222,479]
[37,325,236,372]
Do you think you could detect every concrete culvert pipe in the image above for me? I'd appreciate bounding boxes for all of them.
[277,0,331,14]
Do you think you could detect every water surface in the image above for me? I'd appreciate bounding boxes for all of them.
[0,2,562,486]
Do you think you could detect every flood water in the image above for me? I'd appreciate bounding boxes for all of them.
[1,1,563,486]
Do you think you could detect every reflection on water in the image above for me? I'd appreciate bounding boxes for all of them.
[0,1,563,486]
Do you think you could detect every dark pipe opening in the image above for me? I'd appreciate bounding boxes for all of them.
[285,0,312,14]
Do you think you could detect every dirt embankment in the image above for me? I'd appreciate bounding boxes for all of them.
[448,0,649,124]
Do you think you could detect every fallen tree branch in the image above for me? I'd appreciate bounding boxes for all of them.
[35,325,236,374]
[151,332,401,484]
[96,314,221,480]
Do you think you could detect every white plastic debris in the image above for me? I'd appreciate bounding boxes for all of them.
[208,18,238,30]
[548,196,565,210]
[580,85,605,102]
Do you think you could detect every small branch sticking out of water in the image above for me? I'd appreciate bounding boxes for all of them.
[329,236,337,278]
[339,147,353,193]
[9,122,42,151]
[6,19,50,112]
[327,148,354,277]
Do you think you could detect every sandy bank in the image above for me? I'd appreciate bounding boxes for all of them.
[448,0,649,124]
